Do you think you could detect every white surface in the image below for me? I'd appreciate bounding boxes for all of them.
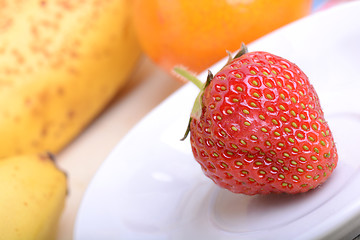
[74,2,360,240]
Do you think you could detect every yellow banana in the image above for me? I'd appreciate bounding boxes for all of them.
[0,153,67,240]
[0,0,141,157]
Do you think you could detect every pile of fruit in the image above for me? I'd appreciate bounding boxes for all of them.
[1,0,322,238]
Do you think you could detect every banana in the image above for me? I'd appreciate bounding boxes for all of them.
[0,153,67,240]
[0,0,141,157]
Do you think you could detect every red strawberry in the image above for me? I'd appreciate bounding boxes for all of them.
[176,44,338,195]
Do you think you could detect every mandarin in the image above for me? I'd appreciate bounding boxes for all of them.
[132,0,312,74]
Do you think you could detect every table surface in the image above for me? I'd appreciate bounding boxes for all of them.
[56,55,184,240]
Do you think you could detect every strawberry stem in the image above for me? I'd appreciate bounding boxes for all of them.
[173,66,204,89]
[174,66,206,141]
[174,66,216,142]
[177,43,248,142]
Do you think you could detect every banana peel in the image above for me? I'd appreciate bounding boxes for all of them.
[0,0,141,158]
[0,153,67,240]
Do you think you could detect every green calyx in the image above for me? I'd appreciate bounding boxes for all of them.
[174,68,213,141]
[175,43,248,141]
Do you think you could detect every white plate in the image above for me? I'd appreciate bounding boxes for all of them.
[74,2,360,240]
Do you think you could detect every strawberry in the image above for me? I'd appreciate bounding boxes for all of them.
[176,44,338,195]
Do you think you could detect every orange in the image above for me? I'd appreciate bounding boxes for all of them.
[132,0,312,74]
